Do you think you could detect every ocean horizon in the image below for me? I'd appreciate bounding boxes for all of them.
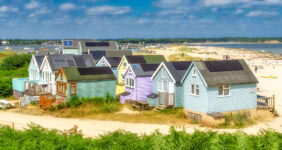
[187,43,282,55]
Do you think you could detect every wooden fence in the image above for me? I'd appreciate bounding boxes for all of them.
[257,95,275,112]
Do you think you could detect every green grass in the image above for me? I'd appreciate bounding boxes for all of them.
[0,125,281,149]
[0,53,31,97]
[168,54,218,61]
[0,51,16,63]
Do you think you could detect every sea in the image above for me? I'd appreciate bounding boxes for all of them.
[187,43,282,55]
[0,45,61,51]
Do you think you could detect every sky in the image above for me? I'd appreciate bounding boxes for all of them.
[0,0,282,39]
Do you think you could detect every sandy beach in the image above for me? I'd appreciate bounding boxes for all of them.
[1,45,282,137]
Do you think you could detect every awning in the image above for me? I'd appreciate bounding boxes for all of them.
[147,93,158,98]
[120,92,131,96]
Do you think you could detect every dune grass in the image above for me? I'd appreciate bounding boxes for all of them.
[0,51,16,63]
[168,54,218,61]
[0,125,281,149]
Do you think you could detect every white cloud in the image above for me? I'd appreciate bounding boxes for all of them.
[59,3,76,11]
[246,10,278,17]
[26,1,40,9]
[86,5,131,15]
[234,9,244,14]
[0,6,8,12]
[29,8,51,17]
[211,7,218,12]
[203,0,282,7]
[136,18,149,24]
[156,0,184,7]
[0,6,18,13]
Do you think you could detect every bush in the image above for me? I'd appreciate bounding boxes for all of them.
[223,112,251,127]
[0,54,31,98]
[0,54,31,70]
[0,125,281,149]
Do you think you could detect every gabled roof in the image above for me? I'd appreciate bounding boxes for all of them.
[80,41,118,53]
[62,39,94,49]
[192,59,258,86]
[152,61,192,84]
[34,55,44,69]
[89,50,132,61]
[61,67,116,82]
[46,54,96,71]
[130,64,160,77]
[104,57,122,67]
[126,56,146,64]
[164,61,192,84]
[125,55,166,64]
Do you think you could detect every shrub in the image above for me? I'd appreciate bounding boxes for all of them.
[56,103,65,110]
[0,125,281,149]
[223,112,251,127]
[0,54,31,70]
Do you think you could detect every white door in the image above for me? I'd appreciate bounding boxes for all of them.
[168,82,174,105]
[168,82,174,93]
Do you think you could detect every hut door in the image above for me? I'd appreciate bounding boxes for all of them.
[168,82,174,106]
[159,92,166,105]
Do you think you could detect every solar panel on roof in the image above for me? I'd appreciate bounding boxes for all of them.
[73,56,86,67]
[90,51,106,61]
[78,67,113,75]
[66,59,76,66]
[85,42,109,47]
[140,64,159,72]
[126,56,146,64]
[171,62,191,70]
[131,64,138,69]
[63,40,73,47]
[205,60,243,72]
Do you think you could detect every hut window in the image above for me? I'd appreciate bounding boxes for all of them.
[69,82,77,95]
[193,68,197,77]
[191,84,199,96]
[123,62,127,68]
[218,85,230,97]
[56,81,66,96]
[162,68,165,78]
[126,78,134,88]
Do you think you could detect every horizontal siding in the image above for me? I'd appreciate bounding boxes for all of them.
[12,78,27,92]
[62,49,79,55]
[76,80,116,98]
[136,77,153,101]
[207,84,257,113]
[183,64,209,113]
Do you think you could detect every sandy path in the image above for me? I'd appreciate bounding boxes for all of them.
[0,110,281,138]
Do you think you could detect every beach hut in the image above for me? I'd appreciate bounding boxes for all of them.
[147,61,192,108]
[62,39,94,55]
[12,54,44,98]
[180,60,258,123]
[116,55,166,95]
[55,67,116,102]
[119,63,159,104]
[89,50,132,62]
[37,54,96,95]
[96,56,122,77]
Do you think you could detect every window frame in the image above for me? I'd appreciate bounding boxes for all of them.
[193,68,197,77]
[218,85,230,97]
[69,82,77,95]
[123,62,127,68]
[162,68,165,78]
[126,78,135,88]
[190,84,199,96]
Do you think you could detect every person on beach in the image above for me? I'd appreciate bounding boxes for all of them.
[255,65,258,73]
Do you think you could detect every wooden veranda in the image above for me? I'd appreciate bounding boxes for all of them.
[257,95,275,112]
